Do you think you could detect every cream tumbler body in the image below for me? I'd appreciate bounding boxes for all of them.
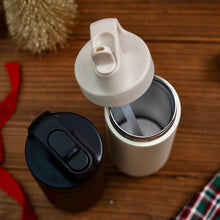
[104,76,181,177]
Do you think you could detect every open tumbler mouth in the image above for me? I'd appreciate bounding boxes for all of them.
[108,75,177,141]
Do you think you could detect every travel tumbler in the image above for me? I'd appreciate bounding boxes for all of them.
[25,111,104,212]
[74,18,181,177]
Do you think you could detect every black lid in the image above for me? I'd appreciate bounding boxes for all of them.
[25,111,103,189]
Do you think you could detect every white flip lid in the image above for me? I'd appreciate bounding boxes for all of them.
[75,18,154,107]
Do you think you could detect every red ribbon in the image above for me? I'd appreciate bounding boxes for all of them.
[0,62,37,220]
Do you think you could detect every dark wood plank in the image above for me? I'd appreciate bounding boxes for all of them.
[73,1,220,42]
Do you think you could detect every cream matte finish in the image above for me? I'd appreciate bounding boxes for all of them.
[104,79,181,177]
[75,18,154,107]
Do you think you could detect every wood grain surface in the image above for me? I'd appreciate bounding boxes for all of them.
[0,0,220,219]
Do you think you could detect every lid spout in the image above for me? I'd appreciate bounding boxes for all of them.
[92,45,117,75]
[90,18,121,75]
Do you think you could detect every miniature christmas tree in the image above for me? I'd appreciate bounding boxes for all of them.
[3,0,78,54]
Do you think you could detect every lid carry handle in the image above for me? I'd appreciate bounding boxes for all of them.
[90,18,121,75]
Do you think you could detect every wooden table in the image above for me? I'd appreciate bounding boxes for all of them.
[1,1,220,219]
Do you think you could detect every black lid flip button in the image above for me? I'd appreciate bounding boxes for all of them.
[68,150,89,171]
[48,130,78,158]
[48,130,89,171]
[28,111,93,177]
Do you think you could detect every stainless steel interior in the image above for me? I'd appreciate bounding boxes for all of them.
[109,75,177,141]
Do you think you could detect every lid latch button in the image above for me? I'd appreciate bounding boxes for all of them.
[48,130,89,171]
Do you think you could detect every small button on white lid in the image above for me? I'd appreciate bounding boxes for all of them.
[75,18,155,107]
